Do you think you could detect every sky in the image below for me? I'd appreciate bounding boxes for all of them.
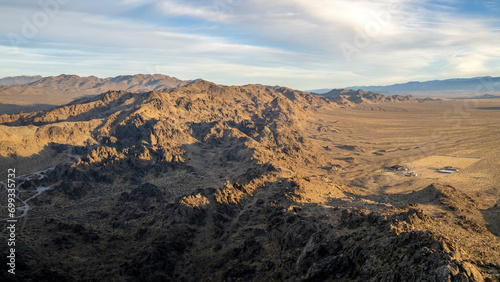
[1,0,500,90]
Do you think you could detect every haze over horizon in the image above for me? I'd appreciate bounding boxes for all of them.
[2,0,500,90]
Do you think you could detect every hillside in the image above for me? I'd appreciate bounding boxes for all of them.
[0,81,499,281]
[320,89,422,106]
[0,74,198,106]
[0,75,428,115]
[0,75,42,86]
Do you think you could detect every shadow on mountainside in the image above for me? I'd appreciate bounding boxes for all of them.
[481,200,500,237]
[0,102,56,115]
[0,132,278,281]
[0,91,147,126]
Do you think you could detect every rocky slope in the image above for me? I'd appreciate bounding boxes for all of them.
[321,89,420,106]
[0,81,498,281]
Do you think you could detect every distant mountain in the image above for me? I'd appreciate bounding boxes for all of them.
[0,74,198,106]
[0,75,436,115]
[319,88,437,106]
[0,75,42,86]
[349,76,500,96]
[307,88,332,94]
[310,76,500,97]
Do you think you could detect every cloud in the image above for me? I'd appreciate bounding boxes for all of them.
[156,0,220,20]
[1,0,500,88]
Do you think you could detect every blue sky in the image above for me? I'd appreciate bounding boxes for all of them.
[1,0,500,90]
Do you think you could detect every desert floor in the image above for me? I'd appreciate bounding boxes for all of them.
[308,99,500,196]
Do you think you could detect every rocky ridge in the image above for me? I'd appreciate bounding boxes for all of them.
[320,89,422,106]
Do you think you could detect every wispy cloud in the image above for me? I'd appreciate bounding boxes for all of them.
[1,0,500,89]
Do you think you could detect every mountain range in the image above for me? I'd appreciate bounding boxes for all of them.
[0,74,434,115]
[320,89,436,105]
[0,74,199,107]
[2,74,497,111]
[310,76,500,97]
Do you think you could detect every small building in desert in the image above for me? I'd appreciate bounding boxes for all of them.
[438,166,460,173]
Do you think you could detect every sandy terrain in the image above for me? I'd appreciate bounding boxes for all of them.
[306,99,500,196]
